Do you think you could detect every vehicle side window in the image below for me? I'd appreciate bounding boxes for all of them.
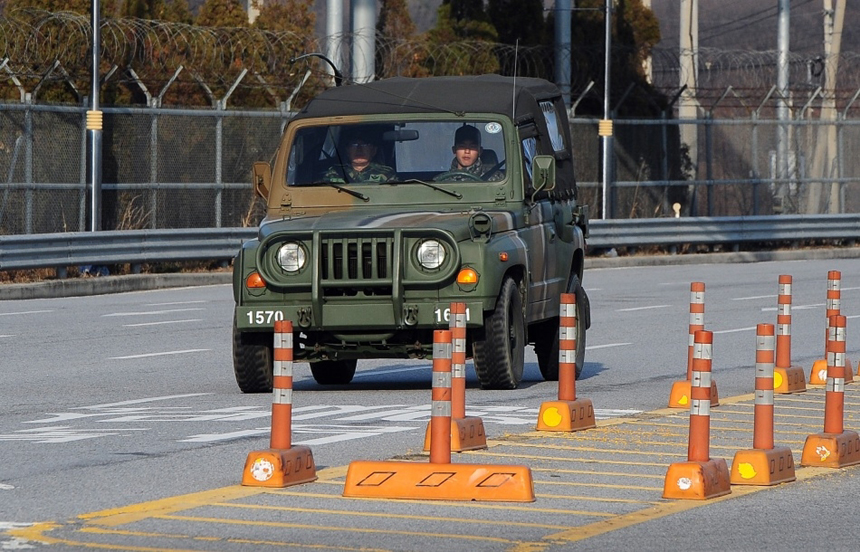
[539,101,566,153]
[521,137,536,185]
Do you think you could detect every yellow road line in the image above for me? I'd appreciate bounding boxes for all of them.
[469,450,677,465]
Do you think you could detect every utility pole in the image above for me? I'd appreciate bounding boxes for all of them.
[679,0,699,207]
[351,0,376,84]
[87,0,102,231]
[325,0,343,84]
[555,0,572,106]
[775,0,790,213]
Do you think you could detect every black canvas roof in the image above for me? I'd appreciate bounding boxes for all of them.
[295,75,562,121]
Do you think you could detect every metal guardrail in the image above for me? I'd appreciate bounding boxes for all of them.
[1,215,859,274]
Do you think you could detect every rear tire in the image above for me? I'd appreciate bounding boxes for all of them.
[310,359,358,385]
[534,275,587,380]
[232,314,273,393]
[473,277,525,389]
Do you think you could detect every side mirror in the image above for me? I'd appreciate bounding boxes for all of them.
[532,155,556,197]
[252,161,272,199]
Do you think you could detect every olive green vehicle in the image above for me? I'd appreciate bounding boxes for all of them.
[232,75,590,392]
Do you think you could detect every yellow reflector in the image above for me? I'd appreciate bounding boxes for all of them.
[457,268,478,284]
[246,272,265,288]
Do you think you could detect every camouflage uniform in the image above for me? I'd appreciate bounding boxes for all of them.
[448,157,504,182]
[324,162,396,184]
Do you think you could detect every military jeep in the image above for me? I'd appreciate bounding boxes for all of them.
[232,74,590,392]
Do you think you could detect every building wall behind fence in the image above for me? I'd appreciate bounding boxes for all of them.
[2,103,860,235]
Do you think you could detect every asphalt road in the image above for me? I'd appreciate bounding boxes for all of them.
[3,251,860,550]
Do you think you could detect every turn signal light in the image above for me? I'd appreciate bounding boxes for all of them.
[457,268,479,284]
[499,252,509,262]
[246,272,265,288]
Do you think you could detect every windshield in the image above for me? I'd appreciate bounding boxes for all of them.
[286,121,507,186]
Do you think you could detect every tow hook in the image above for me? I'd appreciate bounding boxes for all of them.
[403,305,419,326]
[297,307,312,328]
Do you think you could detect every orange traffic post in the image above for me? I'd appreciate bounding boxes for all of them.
[801,315,860,468]
[423,303,486,452]
[242,320,317,487]
[663,330,731,499]
[810,271,854,384]
[730,324,796,485]
[344,330,534,502]
[537,293,596,432]
[773,275,806,394]
[669,282,719,408]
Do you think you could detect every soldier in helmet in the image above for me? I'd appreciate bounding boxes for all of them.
[324,127,395,184]
[447,125,504,182]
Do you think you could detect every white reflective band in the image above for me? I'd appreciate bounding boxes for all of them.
[835,327,846,341]
[433,341,452,359]
[453,338,466,353]
[452,364,466,378]
[828,280,840,291]
[559,349,577,364]
[432,372,452,388]
[778,304,790,316]
[777,324,790,336]
[780,283,791,295]
[690,312,704,326]
[826,378,845,392]
[691,399,710,416]
[432,401,452,417]
[691,291,704,303]
[273,388,292,405]
[560,326,576,340]
[828,298,841,311]
[755,363,774,378]
[828,351,846,367]
[561,303,576,318]
[273,360,292,378]
[274,332,292,349]
[694,343,712,361]
[755,390,774,405]
[453,313,467,327]
[757,335,775,350]
[691,370,712,388]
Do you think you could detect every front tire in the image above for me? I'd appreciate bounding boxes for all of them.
[232,314,273,393]
[473,277,525,389]
[534,274,587,381]
[310,359,358,385]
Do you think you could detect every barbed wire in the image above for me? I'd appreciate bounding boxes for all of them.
[4,10,860,112]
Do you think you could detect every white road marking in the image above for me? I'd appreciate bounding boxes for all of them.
[0,335,14,338]
[616,305,671,312]
[109,349,210,360]
[123,319,202,327]
[72,394,211,409]
[585,342,633,350]
[712,326,757,334]
[0,310,53,316]
[0,484,14,490]
[732,294,776,301]
[353,366,428,378]
[147,301,207,306]
[102,308,205,317]
[762,303,824,312]
[0,427,149,443]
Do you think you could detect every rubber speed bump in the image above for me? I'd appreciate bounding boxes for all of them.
[536,293,595,432]
[345,330,534,502]
[242,320,317,488]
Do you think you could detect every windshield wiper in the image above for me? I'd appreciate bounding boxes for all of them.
[307,182,370,202]
[387,179,462,199]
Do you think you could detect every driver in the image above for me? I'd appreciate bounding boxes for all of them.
[448,125,503,181]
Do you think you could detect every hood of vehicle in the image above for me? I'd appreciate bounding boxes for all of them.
[259,209,517,241]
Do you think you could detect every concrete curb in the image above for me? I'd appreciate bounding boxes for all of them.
[3,247,860,300]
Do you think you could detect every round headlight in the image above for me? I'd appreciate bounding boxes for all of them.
[417,239,446,270]
[276,242,306,273]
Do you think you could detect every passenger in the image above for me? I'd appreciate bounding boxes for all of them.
[324,129,395,184]
[448,125,504,181]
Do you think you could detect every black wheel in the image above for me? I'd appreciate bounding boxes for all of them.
[534,275,587,381]
[310,359,358,385]
[232,313,273,393]
[433,170,483,182]
[473,277,525,389]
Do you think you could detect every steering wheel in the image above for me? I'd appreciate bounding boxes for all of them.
[433,170,483,182]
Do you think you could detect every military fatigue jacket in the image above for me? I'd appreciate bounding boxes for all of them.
[324,162,396,184]
[448,157,504,182]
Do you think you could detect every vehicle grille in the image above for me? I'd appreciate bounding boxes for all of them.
[320,236,394,296]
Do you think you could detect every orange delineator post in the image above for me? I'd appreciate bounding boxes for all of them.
[344,330,534,502]
[669,283,719,408]
[730,324,796,485]
[801,315,860,468]
[536,293,596,432]
[423,303,486,452]
[663,330,731,499]
[810,271,854,384]
[242,320,317,487]
[774,275,806,394]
